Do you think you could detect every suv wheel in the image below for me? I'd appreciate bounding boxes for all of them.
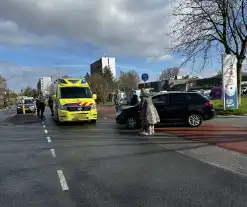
[126,117,137,129]
[188,114,202,127]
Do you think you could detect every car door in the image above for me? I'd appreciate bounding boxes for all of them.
[166,93,190,121]
[152,94,168,121]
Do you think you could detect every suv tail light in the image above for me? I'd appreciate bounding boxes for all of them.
[205,101,213,107]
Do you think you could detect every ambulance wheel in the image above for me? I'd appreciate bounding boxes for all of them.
[91,120,97,124]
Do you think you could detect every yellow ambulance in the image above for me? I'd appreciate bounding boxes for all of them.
[52,78,97,124]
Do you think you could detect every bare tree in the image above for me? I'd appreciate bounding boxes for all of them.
[88,73,115,103]
[0,75,7,105]
[47,83,55,96]
[159,67,180,80]
[169,0,247,101]
[0,75,7,89]
[119,70,140,91]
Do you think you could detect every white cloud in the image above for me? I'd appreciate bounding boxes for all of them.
[0,20,64,46]
[0,62,87,91]
[0,0,175,56]
[146,54,174,62]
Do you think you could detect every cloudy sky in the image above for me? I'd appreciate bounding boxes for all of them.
[0,0,220,91]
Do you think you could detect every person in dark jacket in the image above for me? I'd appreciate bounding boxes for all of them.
[36,98,40,115]
[130,91,138,105]
[3,97,7,109]
[37,92,45,118]
[48,95,54,116]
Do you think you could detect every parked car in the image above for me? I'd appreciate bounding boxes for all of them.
[116,92,216,129]
[16,98,36,114]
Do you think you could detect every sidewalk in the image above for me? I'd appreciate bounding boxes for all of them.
[150,131,247,177]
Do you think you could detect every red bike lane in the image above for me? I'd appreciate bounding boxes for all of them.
[97,105,247,154]
[156,123,247,154]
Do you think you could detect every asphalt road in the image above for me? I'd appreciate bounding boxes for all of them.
[0,107,15,122]
[1,110,247,206]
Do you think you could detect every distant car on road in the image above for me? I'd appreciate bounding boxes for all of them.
[16,98,36,114]
[116,92,216,129]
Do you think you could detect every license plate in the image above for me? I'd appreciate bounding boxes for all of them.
[74,114,87,120]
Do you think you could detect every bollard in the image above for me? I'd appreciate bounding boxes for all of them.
[22,104,25,114]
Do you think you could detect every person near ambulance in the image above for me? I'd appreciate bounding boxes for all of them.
[92,92,97,104]
[48,95,54,116]
[37,92,46,118]
[112,89,123,113]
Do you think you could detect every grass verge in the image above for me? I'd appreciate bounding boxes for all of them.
[212,97,247,115]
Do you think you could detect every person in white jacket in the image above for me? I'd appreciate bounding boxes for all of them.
[112,89,123,113]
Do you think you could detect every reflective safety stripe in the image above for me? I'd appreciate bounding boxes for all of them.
[81,102,88,107]
[62,102,94,107]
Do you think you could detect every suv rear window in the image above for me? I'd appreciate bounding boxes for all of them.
[152,94,168,104]
[168,93,190,104]
[168,93,208,105]
[187,93,209,104]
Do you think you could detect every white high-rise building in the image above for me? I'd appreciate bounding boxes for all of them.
[37,77,52,94]
[90,57,116,77]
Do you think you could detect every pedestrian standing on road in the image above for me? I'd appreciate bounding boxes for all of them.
[3,97,8,110]
[130,91,139,105]
[36,98,40,116]
[139,92,160,136]
[112,89,122,113]
[37,92,46,118]
[93,91,98,103]
[48,95,54,116]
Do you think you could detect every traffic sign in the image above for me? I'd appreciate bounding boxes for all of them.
[141,73,149,82]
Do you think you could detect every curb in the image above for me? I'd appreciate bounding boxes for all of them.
[217,115,247,118]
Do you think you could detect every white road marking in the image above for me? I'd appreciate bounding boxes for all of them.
[43,125,46,128]
[47,137,51,143]
[11,114,15,116]
[50,149,56,157]
[57,170,69,191]
[232,125,244,127]
[42,121,44,124]
[44,129,48,134]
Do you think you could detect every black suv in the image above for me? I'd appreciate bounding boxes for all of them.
[116,92,216,129]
